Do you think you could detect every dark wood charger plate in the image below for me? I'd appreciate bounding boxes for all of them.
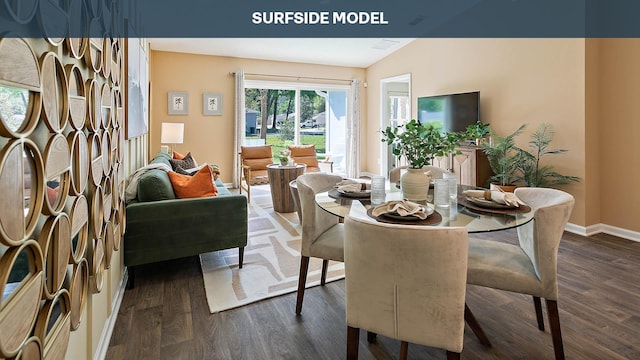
[328,188,371,200]
[367,208,442,226]
[458,195,532,215]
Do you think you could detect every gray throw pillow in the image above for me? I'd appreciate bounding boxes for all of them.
[169,152,196,171]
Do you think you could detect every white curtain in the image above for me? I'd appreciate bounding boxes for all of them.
[233,70,245,188]
[346,79,361,178]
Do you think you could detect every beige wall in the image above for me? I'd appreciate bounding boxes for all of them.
[596,39,640,231]
[366,39,589,227]
[149,50,366,183]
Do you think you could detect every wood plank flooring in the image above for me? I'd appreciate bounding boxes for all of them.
[106,230,640,359]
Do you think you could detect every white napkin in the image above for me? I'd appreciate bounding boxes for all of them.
[463,189,525,207]
[372,200,429,220]
[336,179,369,193]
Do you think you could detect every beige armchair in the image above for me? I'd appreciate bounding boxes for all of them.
[287,144,333,173]
[294,172,345,315]
[239,145,274,202]
[467,187,575,360]
[344,215,469,359]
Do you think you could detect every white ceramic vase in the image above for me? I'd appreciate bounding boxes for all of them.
[401,168,432,202]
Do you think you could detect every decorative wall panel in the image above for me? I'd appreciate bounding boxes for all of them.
[0,34,125,359]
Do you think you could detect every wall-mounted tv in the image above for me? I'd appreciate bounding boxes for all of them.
[417,91,480,133]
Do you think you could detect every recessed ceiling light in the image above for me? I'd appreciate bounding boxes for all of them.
[372,39,401,50]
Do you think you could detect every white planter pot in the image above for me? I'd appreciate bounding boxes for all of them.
[401,168,432,202]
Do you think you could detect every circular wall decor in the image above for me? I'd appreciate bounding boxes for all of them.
[101,175,112,222]
[89,237,104,293]
[34,289,71,360]
[39,52,69,133]
[1,0,38,24]
[101,130,111,176]
[37,213,72,300]
[102,221,114,269]
[100,82,112,130]
[0,38,42,138]
[0,240,44,358]
[66,0,90,59]
[0,139,45,246]
[13,336,42,360]
[67,130,89,196]
[66,259,88,331]
[88,183,103,240]
[87,132,102,186]
[84,78,100,132]
[101,37,112,79]
[41,133,71,216]
[84,36,103,74]
[65,195,89,264]
[38,0,69,46]
[64,64,86,130]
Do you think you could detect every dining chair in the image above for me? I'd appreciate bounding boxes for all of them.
[344,215,469,360]
[239,145,274,202]
[287,144,333,173]
[466,187,575,360]
[295,172,345,315]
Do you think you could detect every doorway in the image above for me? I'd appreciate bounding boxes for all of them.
[380,73,411,177]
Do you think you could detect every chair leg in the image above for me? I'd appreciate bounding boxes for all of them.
[366,331,377,344]
[446,351,461,360]
[399,341,409,360]
[295,256,310,315]
[347,326,359,360]
[126,266,135,289]
[533,296,545,331]
[465,303,492,347]
[238,247,245,268]
[546,299,565,360]
[320,259,329,286]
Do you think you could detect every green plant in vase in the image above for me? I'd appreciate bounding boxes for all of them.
[463,121,491,145]
[517,123,581,188]
[481,124,527,190]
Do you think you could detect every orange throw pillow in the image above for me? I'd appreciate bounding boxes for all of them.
[173,151,186,159]
[168,166,218,198]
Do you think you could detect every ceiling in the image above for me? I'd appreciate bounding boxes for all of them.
[148,38,415,68]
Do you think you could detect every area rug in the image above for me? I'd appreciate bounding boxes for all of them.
[199,185,345,313]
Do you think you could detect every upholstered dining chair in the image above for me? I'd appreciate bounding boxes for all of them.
[344,215,469,359]
[239,145,274,202]
[287,144,333,173]
[466,187,575,360]
[295,172,345,315]
[389,165,448,190]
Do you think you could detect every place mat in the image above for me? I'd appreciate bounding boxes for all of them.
[367,208,442,226]
[328,188,371,199]
[458,195,531,214]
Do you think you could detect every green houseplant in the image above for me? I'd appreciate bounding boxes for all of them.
[517,123,580,187]
[481,124,527,190]
[463,121,492,145]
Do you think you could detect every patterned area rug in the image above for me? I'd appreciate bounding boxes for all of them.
[199,185,344,313]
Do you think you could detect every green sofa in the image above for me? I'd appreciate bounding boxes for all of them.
[124,152,247,287]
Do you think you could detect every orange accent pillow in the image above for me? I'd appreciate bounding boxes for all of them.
[168,166,218,198]
[173,151,186,159]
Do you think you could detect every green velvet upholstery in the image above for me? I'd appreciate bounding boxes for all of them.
[124,153,247,285]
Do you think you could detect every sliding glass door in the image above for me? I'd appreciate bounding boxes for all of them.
[244,80,348,173]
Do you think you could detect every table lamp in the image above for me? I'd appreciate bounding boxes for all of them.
[160,122,184,154]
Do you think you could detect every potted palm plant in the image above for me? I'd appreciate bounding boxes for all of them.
[517,123,580,187]
[481,124,527,192]
[382,119,461,201]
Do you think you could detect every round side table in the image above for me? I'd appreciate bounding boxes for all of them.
[267,164,305,213]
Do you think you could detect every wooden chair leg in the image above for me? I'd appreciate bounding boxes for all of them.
[546,299,565,360]
[446,351,461,360]
[295,256,310,315]
[320,259,329,286]
[465,303,492,347]
[366,331,377,344]
[347,326,359,360]
[126,266,135,289]
[533,296,545,331]
[399,341,409,360]
[238,247,245,268]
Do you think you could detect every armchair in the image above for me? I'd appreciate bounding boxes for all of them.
[287,144,333,173]
[239,145,274,202]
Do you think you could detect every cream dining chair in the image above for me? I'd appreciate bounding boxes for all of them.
[466,187,575,360]
[295,172,345,315]
[344,215,469,359]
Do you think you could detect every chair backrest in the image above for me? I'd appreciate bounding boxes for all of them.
[288,144,319,171]
[240,145,273,170]
[344,216,468,353]
[295,173,344,256]
[514,187,575,300]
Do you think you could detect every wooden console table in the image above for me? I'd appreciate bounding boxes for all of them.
[267,164,306,212]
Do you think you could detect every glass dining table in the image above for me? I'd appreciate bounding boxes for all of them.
[315,184,534,233]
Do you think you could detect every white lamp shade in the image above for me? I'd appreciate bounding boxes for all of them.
[161,122,184,144]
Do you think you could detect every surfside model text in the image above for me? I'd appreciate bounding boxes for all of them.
[251,11,388,25]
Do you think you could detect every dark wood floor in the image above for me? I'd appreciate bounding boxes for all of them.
[106,230,640,360]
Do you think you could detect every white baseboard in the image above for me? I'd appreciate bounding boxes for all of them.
[94,268,128,360]
[565,222,640,242]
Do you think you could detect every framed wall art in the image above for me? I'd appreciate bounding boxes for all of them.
[168,91,189,115]
[203,92,222,115]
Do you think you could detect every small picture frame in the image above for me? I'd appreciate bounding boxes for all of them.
[203,92,222,115]
[168,91,189,115]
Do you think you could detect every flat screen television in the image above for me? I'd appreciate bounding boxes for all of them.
[417,91,480,133]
